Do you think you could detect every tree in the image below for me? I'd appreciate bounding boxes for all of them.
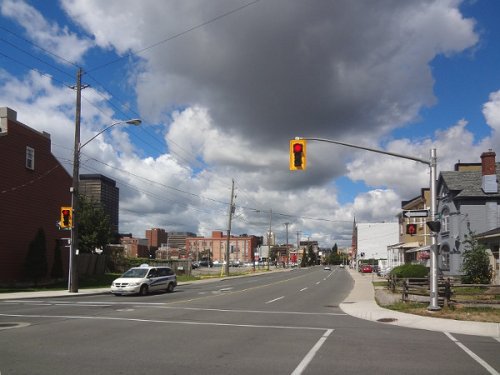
[24,228,48,285]
[51,240,64,279]
[78,195,113,253]
[461,231,492,284]
[331,243,338,254]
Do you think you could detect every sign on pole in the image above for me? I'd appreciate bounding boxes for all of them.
[403,209,429,218]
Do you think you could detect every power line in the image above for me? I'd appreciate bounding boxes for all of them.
[86,0,262,73]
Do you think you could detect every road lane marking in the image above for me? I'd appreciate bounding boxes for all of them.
[299,287,308,292]
[291,329,333,375]
[315,282,321,285]
[0,313,331,332]
[265,296,285,304]
[142,306,346,316]
[444,332,499,375]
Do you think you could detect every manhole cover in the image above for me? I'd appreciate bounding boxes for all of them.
[377,318,397,323]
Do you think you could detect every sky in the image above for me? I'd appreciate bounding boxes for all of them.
[2,0,500,248]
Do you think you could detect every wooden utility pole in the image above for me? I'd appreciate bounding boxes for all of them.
[225,179,235,276]
[69,67,83,293]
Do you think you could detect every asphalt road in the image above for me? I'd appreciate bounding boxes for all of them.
[0,267,499,375]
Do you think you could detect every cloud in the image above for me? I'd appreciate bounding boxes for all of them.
[1,1,491,247]
[1,0,93,64]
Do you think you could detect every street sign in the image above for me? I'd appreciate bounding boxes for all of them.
[403,209,429,218]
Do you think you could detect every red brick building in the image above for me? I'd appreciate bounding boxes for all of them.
[186,231,259,263]
[0,107,72,283]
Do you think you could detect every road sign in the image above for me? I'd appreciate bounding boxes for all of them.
[403,209,429,218]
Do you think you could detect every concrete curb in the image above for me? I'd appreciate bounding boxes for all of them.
[340,268,500,338]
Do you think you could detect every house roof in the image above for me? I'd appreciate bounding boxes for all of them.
[439,170,500,199]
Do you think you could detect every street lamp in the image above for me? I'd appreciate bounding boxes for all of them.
[68,118,141,293]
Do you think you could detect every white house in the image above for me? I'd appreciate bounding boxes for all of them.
[356,222,399,261]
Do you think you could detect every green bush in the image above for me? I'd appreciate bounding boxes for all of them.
[390,264,429,278]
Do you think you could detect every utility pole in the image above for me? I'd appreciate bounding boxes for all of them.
[284,222,290,267]
[267,209,272,270]
[225,179,235,276]
[69,67,83,293]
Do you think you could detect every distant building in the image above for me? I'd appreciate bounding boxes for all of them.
[0,107,72,283]
[356,222,399,262]
[145,228,168,254]
[120,236,149,258]
[186,231,259,263]
[79,174,119,235]
[167,231,197,250]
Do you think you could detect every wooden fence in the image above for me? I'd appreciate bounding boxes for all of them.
[387,276,500,307]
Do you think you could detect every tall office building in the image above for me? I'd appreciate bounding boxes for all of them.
[79,174,119,235]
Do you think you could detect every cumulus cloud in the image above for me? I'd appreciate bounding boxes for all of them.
[1,1,492,246]
[1,0,93,64]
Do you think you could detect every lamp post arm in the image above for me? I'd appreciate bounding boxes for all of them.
[79,119,141,150]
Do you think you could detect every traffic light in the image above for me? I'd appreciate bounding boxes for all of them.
[289,139,306,170]
[426,220,441,233]
[406,223,417,235]
[60,207,72,229]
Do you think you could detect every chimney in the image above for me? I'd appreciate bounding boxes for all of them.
[0,107,17,134]
[481,150,497,193]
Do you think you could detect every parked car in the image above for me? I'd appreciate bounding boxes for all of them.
[324,265,331,271]
[111,264,177,296]
[198,260,213,267]
[360,265,373,273]
[191,261,199,269]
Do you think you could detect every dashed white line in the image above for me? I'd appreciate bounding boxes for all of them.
[444,332,499,375]
[299,287,308,292]
[265,296,285,304]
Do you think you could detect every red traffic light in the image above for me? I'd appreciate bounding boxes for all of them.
[293,143,303,153]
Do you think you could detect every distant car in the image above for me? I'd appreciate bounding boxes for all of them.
[198,260,213,267]
[360,265,373,273]
[191,261,199,269]
[339,264,345,268]
[324,265,331,271]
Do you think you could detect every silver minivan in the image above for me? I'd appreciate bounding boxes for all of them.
[111,264,177,296]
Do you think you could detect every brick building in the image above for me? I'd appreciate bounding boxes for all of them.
[79,174,119,235]
[186,231,259,263]
[0,107,72,283]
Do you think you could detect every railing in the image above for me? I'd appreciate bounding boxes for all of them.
[387,275,500,307]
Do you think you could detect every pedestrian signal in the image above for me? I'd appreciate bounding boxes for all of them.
[406,223,417,235]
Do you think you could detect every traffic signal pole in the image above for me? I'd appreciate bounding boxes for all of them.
[297,137,440,311]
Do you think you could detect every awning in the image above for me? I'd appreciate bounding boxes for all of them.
[405,245,431,253]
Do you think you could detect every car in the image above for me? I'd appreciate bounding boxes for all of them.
[324,265,331,271]
[198,260,213,267]
[191,261,199,269]
[360,265,373,273]
[339,264,345,268]
[111,264,177,296]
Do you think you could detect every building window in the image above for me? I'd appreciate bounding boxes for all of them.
[440,245,450,271]
[441,208,450,233]
[26,146,35,170]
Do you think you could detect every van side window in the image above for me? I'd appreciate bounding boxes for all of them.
[158,268,168,277]
[148,268,158,278]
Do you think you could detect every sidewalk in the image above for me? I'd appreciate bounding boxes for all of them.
[339,268,500,338]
